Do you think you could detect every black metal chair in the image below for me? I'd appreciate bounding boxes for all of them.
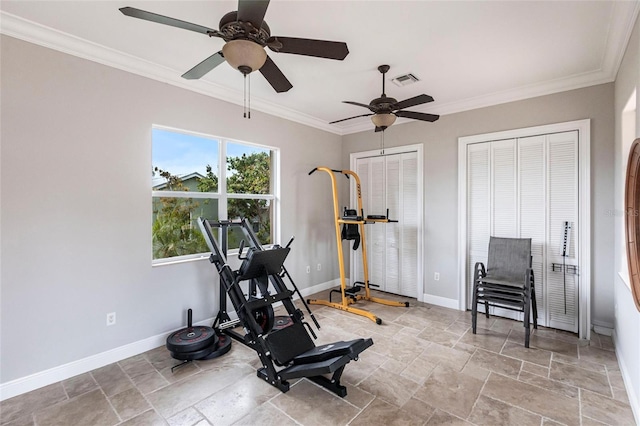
[471,237,538,347]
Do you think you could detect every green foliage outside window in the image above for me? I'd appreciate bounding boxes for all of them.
[152,152,272,260]
[152,167,208,259]
[227,152,271,243]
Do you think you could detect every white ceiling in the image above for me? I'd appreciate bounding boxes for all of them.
[2,1,638,135]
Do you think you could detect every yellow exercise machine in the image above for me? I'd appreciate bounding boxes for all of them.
[307,167,409,324]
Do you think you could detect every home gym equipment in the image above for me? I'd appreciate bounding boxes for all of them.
[308,167,409,324]
[197,217,373,397]
[166,308,232,371]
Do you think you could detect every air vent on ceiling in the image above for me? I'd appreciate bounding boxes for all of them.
[391,73,420,87]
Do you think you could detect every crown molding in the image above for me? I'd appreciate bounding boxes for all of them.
[334,1,640,136]
[3,1,638,138]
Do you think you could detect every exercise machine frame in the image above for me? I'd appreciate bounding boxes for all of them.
[198,217,372,397]
[308,167,408,324]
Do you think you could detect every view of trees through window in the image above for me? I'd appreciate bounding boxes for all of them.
[152,128,275,262]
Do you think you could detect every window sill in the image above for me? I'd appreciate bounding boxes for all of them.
[152,254,210,267]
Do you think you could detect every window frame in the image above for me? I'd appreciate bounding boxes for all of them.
[151,125,279,266]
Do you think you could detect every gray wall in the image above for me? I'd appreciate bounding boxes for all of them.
[0,31,622,393]
[613,11,640,420]
[341,83,615,328]
[0,35,342,383]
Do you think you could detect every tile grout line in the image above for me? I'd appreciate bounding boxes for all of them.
[465,355,490,422]
[97,385,123,425]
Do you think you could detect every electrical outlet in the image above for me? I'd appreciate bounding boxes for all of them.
[106,312,116,326]
[317,263,321,271]
[434,272,440,281]
[306,265,311,274]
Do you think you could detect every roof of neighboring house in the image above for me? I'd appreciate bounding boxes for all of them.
[152,172,205,190]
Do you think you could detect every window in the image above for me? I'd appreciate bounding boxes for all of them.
[152,126,277,263]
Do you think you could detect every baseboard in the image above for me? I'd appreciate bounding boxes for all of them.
[296,279,340,298]
[592,324,614,336]
[0,325,178,401]
[423,293,460,310]
[612,330,640,425]
[0,279,339,402]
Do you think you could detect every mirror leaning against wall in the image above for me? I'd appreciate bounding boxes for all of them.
[624,138,640,311]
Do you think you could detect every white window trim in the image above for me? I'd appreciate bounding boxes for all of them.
[457,119,591,341]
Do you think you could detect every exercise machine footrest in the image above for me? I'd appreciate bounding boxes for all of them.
[292,338,373,365]
[278,355,346,380]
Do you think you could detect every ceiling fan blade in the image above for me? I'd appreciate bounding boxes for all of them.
[329,113,373,124]
[237,0,270,29]
[119,7,218,35]
[268,37,349,60]
[395,110,440,122]
[343,101,377,112]
[181,51,226,80]
[259,56,293,93]
[392,94,434,111]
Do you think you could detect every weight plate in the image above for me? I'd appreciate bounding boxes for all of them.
[166,325,217,353]
[170,338,218,361]
[199,333,232,360]
[252,305,275,334]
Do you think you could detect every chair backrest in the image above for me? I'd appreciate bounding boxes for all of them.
[487,237,532,281]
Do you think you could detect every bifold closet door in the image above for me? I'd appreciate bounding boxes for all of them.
[545,131,579,332]
[518,135,547,327]
[465,131,579,332]
[353,153,419,298]
[355,157,386,289]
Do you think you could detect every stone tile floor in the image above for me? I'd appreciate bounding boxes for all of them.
[1,289,637,425]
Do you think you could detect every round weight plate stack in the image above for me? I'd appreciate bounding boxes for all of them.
[166,308,220,362]
[170,334,218,361]
[166,325,217,353]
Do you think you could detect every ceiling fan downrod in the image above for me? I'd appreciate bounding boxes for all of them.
[379,64,390,98]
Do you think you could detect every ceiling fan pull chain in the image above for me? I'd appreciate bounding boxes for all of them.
[380,130,385,155]
[243,73,247,119]
[248,73,251,119]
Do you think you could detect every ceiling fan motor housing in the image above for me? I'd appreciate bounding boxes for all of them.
[370,96,398,113]
[218,11,272,45]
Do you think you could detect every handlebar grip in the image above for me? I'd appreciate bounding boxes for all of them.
[285,236,295,248]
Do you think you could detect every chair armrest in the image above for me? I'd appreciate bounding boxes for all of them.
[473,262,486,283]
[526,268,534,288]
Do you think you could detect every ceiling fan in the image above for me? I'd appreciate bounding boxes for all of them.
[330,65,439,132]
[119,1,349,94]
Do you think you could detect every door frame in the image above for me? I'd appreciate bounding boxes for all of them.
[350,143,424,301]
[457,119,591,340]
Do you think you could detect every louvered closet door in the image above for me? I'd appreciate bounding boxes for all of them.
[519,135,547,325]
[399,153,418,297]
[465,131,579,332]
[466,143,491,307]
[546,131,579,332]
[354,153,418,298]
[354,157,385,287]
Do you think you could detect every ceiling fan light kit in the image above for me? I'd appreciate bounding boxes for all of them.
[371,113,396,129]
[331,64,440,132]
[222,39,267,74]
